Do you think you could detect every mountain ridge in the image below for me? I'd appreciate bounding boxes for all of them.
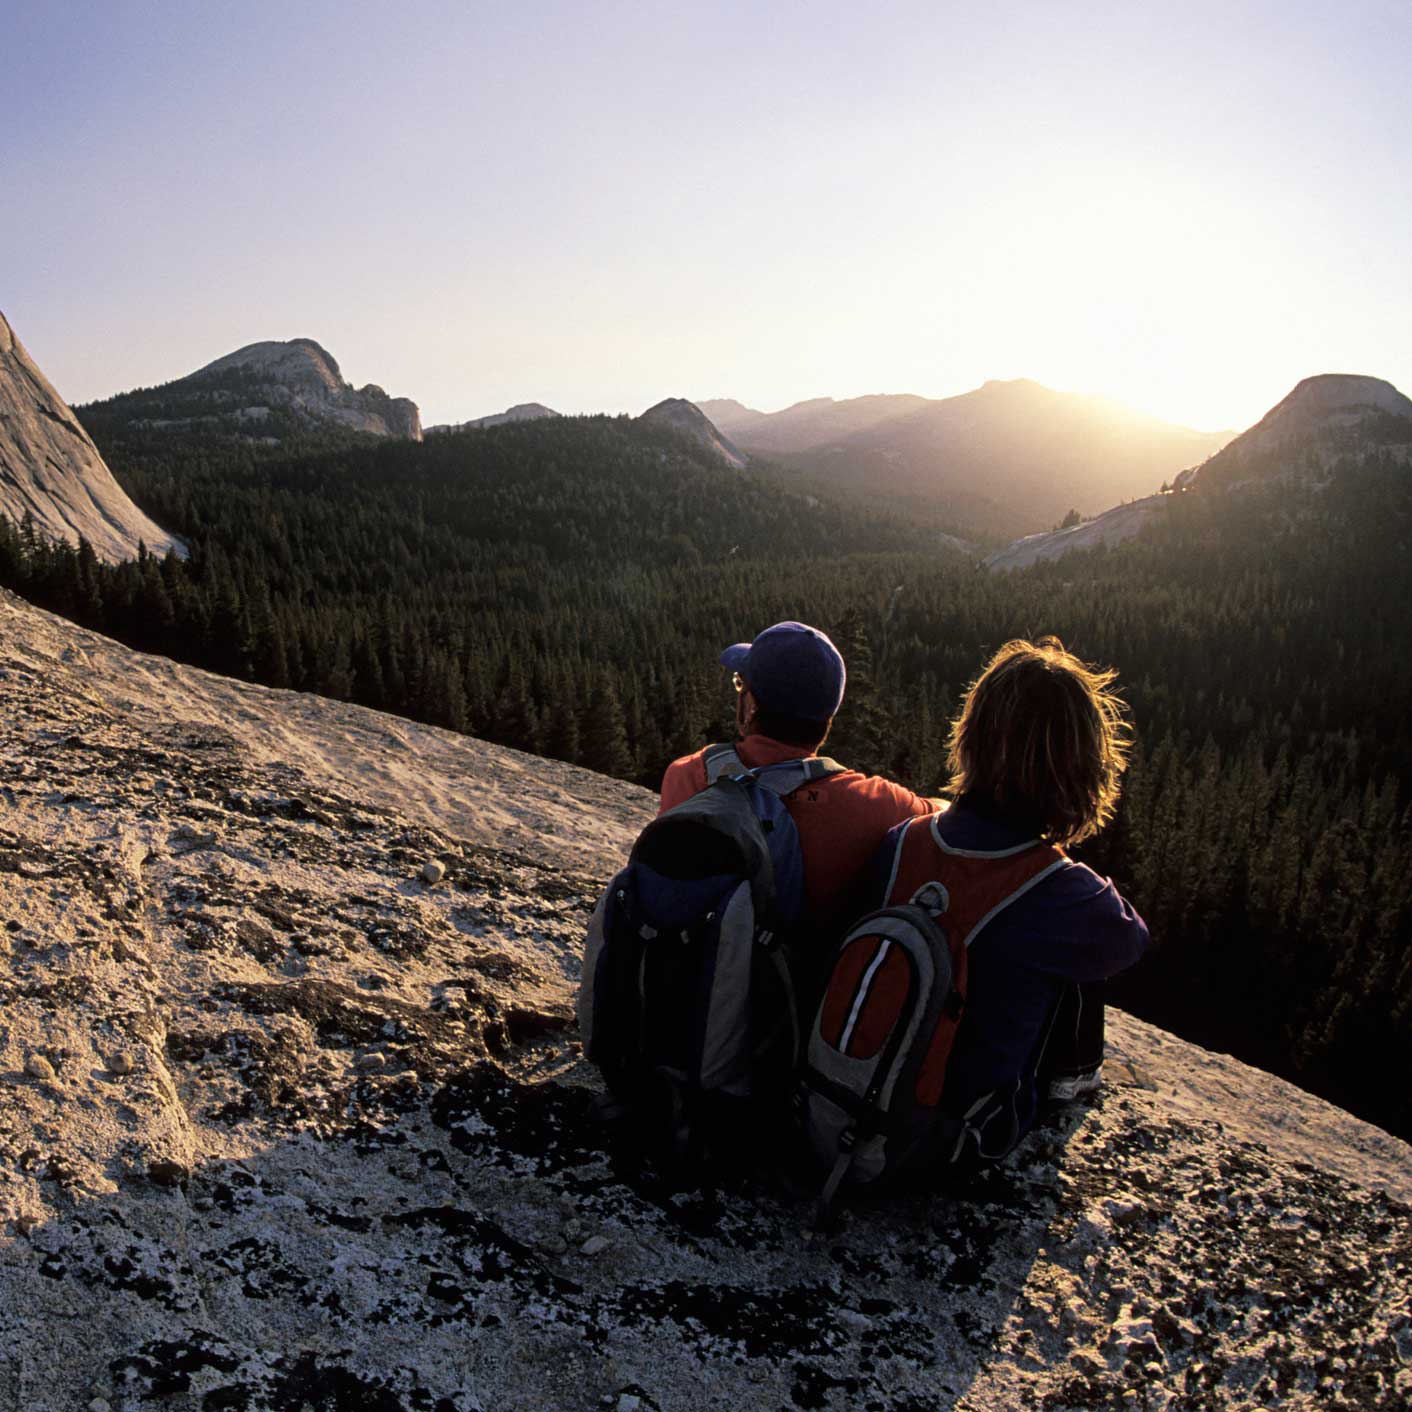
[702,380,1232,536]
[696,392,931,453]
[82,336,423,442]
[985,372,1412,571]
[1195,373,1412,493]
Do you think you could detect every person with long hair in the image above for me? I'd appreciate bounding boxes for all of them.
[873,635,1149,1165]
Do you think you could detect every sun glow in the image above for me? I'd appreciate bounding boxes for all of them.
[906,162,1328,432]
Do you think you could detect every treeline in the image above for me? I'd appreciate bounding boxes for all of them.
[5,409,1411,1137]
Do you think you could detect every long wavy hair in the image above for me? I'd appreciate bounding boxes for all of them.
[946,636,1132,845]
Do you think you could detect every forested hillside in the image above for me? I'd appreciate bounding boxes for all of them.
[3,406,1410,1140]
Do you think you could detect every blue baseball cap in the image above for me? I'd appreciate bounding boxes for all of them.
[719,621,847,721]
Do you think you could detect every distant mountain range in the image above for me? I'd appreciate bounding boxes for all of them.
[696,393,931,454]
[16,310,1408,579]
[700,380,1233,536]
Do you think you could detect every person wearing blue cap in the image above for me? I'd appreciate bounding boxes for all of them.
[660,620,938,928]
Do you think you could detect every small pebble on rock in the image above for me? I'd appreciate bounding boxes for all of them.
[148,1160,190,1188]
[354,1052,386,1071]
[581,1235,610,1256]
[89,1400,112,1412]
[422,859,446,885]
[564,1217,584,1239]
[616,1397,642,1412]
[106,1051,135,1075]
[24,1053,56,1081]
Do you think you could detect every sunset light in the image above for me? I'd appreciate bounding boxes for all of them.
[7,1,1407,434]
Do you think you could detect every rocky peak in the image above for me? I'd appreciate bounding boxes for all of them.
[0,310,183,562]
[1239,373,1412,452]
[177,337,421,440]
[1276,372,1412,421]
[195,338,345,394]
[638,397,748,469]
[427,403,561,435]
[1196,373,1412,491]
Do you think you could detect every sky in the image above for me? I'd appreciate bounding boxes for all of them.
[4,0,1409,433]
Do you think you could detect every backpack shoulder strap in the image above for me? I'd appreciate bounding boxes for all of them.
[750,754,849,798]
[703,743,745,784]
[889,815,1069,948]
[702,746,847,795]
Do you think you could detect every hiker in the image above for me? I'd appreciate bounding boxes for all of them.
[576,619,940,1158]
[869,635,1149,1166]
[659,619,939,931]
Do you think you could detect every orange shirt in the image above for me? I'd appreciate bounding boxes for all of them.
[659,735,937,926]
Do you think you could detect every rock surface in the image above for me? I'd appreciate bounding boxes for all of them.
[1195,374,1412,493]
[984,495,1168,573]
[0,311,184,563]
[188,338,422,440]
[1,588,1410,1411]
[638,398,748,470]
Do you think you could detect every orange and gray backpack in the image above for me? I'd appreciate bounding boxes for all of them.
[799,812,1069,1215]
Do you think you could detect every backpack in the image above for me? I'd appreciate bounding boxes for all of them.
[577,743,845,1161]
[799,813,1068,1216]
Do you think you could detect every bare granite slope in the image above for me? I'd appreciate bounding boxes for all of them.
[1,590,1409,1411]
[984,495,1169,573]
[1195,374,1412,493]
[0,312,183,563]
[188,339,422,440]
[638,399,748,470]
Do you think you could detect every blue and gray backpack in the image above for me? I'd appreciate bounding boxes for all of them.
[577,744,844,1158]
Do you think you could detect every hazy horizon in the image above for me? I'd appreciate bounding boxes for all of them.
[6,0,1409,433]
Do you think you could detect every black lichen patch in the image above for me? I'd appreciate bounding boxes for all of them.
[431,1063,601,1178]
[605,1281,841,1363]
[165,1024,319,1126]
[114,1338,459,1410]
[384,1204,582,1297]
[201,1235,317,1301]
[112,1333,241,1397]
[790,1361,863,1409]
